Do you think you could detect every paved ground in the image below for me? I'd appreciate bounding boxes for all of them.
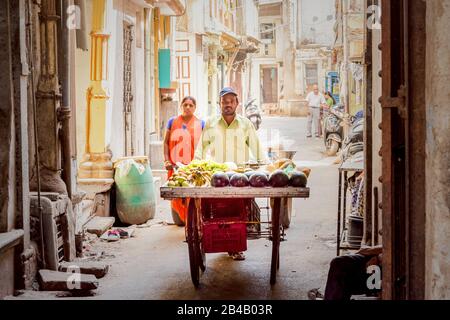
[10,116,340,300]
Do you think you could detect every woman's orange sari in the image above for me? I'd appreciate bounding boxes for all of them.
[167,115,203,223]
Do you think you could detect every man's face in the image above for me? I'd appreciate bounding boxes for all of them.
[313,85,319,94]
[220,94,239,116]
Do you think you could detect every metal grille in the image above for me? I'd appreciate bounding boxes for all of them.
[123,24,134,155]
[55,216,65,263]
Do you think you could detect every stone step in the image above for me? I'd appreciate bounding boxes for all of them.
[85,216,115,237]
[59,261,109,279]
[38,269,98,291]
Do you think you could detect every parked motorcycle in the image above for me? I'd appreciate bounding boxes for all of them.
[244,98,262,131]
[341,111,364,162]
[323,104,345,156]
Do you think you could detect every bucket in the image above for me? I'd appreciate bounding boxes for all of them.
[347,215,363,247]
[114,156,156,225]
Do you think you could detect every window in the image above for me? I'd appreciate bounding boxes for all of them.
[305,64,318,86]
[260,23,275,41]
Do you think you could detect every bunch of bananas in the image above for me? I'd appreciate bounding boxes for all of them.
[167,170,191,187]
[167,160,228,187]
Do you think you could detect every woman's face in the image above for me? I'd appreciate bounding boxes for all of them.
[181,99,196,116]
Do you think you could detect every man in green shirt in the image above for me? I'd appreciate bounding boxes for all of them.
[195,87,266,261]
[194,87,267,165]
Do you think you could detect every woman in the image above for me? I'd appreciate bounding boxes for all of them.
[324,92,336,113]
[163,96,205,226]
[320,92,336,136]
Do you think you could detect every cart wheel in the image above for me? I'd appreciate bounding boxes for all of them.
[199,241,206,273]
[187,200,201,287]
[270,198,281,285]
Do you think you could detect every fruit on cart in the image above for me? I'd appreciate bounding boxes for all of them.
[289,171,308,187]
[244,170,255,179]
[168,160,228,187]
[297,167,311,178]
[211,172,230,187]
[249,172,269,188]
[269,170,290,187]
[225,171,237,180]
[230,173,250,187]
[224,162,238,171]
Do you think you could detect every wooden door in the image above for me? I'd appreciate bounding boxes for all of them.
[380,0,426,300]
[176,39,192,102]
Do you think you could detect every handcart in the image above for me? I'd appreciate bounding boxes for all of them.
[160,186,310,287]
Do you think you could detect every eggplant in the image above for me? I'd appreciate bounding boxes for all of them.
[269,170,290,188]
[229,173,250,187]
[249,172,269,188]
[289,171,308,187]
[211,172,230,187]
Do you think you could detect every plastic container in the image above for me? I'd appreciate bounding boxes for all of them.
[114,156,156,225]
[203,222,247,253]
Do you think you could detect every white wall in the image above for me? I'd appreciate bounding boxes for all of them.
[106,0,148,159]
[188,0,205,34]
[244,0,259,39]
[107,3,124,160]
[300,0,336,46]
[425,0,450,300]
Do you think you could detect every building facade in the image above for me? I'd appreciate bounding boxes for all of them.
[251,0,335,117]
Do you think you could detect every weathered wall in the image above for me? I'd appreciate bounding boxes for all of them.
[0,0,15,233]
[425,0,450,300]
[0,248,14,298]
[371,25,382,244]
[299,0,335,46]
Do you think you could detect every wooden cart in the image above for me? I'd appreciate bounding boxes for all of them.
[160,186,310,287]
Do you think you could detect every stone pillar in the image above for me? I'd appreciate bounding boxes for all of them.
[425,0,450,300]
[78,0,113,179]
[33,0,68,195]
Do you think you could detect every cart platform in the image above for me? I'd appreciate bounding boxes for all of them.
[160,186,310,199]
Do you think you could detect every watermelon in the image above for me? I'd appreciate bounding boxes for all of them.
[269,170,290,188]
[211,172,230,187]
[230,173,250,187]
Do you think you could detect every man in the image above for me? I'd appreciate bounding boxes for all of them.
[195,87,266,165]
[306,84,327,138]
[195,87,267,261]
[310,245,383,300]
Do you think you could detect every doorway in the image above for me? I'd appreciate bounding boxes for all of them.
[261,66,278,112]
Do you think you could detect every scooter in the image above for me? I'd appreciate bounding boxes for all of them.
[323,104,345,156]
[244,98,262,131]
[341,111,364,162]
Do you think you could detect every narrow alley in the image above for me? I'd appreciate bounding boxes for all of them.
[9,117,338,300]
[1,0,449,306]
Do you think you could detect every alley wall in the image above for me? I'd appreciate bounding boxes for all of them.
[425,0,450,300]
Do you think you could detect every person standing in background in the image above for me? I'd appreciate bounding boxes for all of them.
[306,84,327,138]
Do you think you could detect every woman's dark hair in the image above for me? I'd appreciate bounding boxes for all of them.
[181,96,197,106]
[326,91,336,105]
